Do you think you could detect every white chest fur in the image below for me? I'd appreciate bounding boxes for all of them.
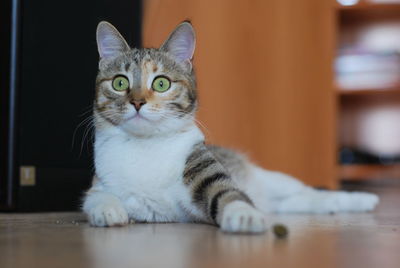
[94,125,204,222]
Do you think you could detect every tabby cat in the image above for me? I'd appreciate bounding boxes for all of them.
[83,21,379,233]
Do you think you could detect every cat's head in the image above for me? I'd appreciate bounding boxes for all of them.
[94,21,197,137]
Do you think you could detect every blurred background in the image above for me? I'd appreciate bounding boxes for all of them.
[1,0,400,211]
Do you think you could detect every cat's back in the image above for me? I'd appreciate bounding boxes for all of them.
[206,145,251,181]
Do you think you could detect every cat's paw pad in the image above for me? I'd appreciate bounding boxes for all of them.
[220,201,267,234]
[88,203,129,227]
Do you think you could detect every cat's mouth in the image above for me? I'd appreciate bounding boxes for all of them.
[125,113,150,123]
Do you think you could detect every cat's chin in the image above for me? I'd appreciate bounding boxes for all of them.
[118,117,195,138]
[119,118,157,137]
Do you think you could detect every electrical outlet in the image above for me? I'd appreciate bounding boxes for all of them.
[20,166,36,186]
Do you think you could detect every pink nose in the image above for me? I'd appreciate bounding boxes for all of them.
[131,100,146,111]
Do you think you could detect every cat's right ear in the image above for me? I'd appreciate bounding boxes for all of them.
[161,22,195,69]
[96,21,130,59]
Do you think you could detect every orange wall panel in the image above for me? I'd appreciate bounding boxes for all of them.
[142,0,337,188]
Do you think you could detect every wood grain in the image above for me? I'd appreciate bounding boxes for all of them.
[1,185,399,268]
[142,0,337,188]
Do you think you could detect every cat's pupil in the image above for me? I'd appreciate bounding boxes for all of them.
[159,80,164,88]
[119,80,124,87]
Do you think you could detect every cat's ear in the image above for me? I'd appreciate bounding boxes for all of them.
[96,21,130,59]
[161,22,195,66]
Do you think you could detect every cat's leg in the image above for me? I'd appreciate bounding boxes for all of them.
[274,188,379,214]
[243,165,379,214]
[183,143,267,233]
[82,176,129,227]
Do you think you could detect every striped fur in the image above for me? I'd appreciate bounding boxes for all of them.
[183,143,254,223]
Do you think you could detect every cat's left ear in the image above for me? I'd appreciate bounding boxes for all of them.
[161,22,196,69]
[96,21,130,59]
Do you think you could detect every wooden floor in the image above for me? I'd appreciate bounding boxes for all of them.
[1,183,399,268]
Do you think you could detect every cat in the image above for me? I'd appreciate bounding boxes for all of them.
[82,21,379,233]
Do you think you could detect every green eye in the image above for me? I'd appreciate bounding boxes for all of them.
[112,76,129,91]
[152,76,171,92]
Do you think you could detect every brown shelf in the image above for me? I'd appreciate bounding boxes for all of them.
[336,1,400,11]
[339,164,400,180]
[337,86,400,96]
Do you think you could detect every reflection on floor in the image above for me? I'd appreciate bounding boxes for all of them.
[0,181,399,268]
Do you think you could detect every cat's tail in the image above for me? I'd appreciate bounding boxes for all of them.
[241,165,379,214]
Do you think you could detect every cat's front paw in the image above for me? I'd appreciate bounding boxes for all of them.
[88,203,129,227]
[220,201,267,234]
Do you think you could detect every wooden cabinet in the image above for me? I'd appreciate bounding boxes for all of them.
[335,1,400,181]
[143,0,337,188]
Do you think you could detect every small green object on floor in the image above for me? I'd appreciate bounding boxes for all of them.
[273,224,288,238]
